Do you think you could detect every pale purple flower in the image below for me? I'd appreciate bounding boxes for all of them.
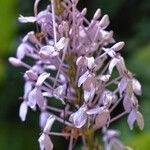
[9,0,143,149]
[19,101,28,122]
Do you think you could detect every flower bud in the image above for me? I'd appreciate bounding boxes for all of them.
[99,14,110,29]
[93,9,101,20]
[8,57,22,67]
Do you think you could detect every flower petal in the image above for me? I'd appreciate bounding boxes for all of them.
[38,134,53,150]
[18,15,36,23]
[132,78,142,96]
[69,106,87,128]
[55,37,66,50]
[111,41,125,51]
[8,57,22,67]
[109,58,119,74]
[19,101,28,122]
[118,77,128,95]
[40,112,50,129]
[36,72,50,87]
[27,88,37,110]
[136,111,144,130]
[78,71,91,87]
[127,109,136,130]
[43,115,55,133]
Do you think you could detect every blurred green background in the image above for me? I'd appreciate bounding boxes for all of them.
[0,0,150,149]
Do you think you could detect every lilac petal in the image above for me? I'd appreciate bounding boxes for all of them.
[40,112,50,129]
[19,101,28,122]
[78,71,91,87]
[136,111,144,130]
[132,78,142,96]
[127,109,136,130]
[22,31,34,42]
[94,109,110,129]
[23,81,32,99]
[18,15,36,23]
[86,106,104,115]
[100,90,117,106]
[26,70,38,80]
[55,37,66,50]
[53,85,66,104]
[86,57,95,69]
[36,88,45,109]
[27,88,37,110]
[118,77,128,95]
[36,72,50,87]
[111,41,125,51]
[69,106,87,128]
[38,134,53,150]
[123,93,132,112]
[109,58,119,74]
[8,57,22,67]
[39,46,59,58]
[84,88,95,102]
[43,115,55,133]
[16,44,26,60]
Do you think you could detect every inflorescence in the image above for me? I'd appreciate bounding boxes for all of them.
[9,0,144,149]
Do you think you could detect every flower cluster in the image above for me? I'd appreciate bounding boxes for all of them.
[9,0,144,149]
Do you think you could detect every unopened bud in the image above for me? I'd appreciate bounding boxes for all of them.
[8,57,22,67]
[99,15,110,29]
[81,8,87,16]
[93,9,101,20]
[111,41,125,51]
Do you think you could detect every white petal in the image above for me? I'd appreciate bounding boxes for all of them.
[78,71,91,87]
[18,15,36,23]
[109,58,119,74]
[19,101,28,122]
[43,115,55,133]
[55,37,66,50]
[36,72,50,86]
[132,78,142,96]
